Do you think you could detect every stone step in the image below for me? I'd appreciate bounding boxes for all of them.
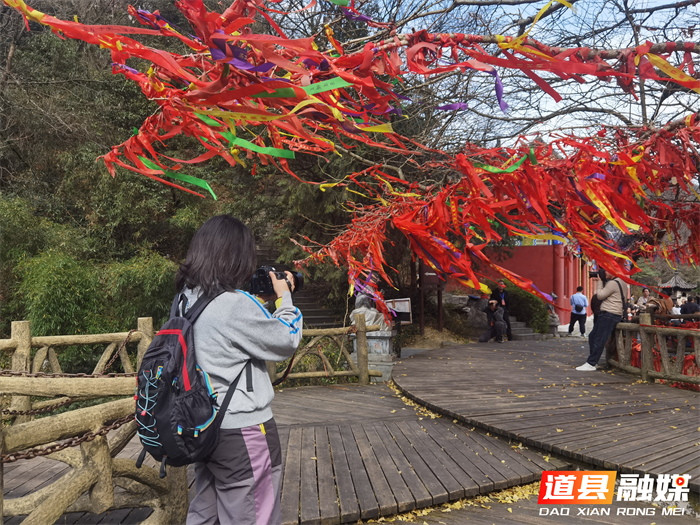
[510,327,534,335]
[509,316,518,322]
[510,333,544,341]
[510,321,527,328]
[297,308,330,316]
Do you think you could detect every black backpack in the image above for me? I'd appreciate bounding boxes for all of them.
[134,291,251,477]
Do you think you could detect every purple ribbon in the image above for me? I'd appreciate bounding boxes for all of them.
[209,46,226,61]
[229,58,275,72]
[302,58,330,71]
[485,70,508,113]
[113,63,140,76]
[340,120,362,134]
[436,102,468,111]
[341,8,373,23]
[586,172,606,181]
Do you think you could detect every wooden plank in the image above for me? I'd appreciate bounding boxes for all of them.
[61,512,90,525]
[461,427,546,480]
[350,424,396,516]
[361,423,415,513]
[372,422,432,508]
[383,422,449,504]
[394,420,464,499]
[314,427,340,525]
[119,508,153,525]
[299,427,320,525]
[339,425,379,520]
[96,508,132,524]
[327,426,360,523]
[461,426,543,480]
[280,428,302,525]
[420,420,490,494]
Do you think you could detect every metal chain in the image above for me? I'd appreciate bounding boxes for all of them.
[103,329,137,373]
[1,414,134,463]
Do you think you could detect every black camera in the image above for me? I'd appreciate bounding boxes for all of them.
[588,268,607,281]
[249,265,304,295]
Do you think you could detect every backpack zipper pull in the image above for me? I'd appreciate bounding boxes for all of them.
[159,457,168,478]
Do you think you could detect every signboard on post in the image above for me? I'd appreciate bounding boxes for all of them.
[387,298,412,325]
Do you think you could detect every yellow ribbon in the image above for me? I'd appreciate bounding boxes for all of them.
[498,0,574,52]
[637,53,700,94]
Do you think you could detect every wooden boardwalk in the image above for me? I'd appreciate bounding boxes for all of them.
[393,338,700,494]
[4,384,558,524]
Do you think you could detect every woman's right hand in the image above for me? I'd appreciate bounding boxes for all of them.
[270,271,294,299]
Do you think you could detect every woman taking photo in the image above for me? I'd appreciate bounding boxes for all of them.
[179,215,302,525]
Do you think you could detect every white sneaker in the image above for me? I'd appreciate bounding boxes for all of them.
[575,363,597,371]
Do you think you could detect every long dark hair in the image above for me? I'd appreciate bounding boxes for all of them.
[175,215,257,295]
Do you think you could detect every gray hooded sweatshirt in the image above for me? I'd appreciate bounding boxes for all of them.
[182,287,302,429]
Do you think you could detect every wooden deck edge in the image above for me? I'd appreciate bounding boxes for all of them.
[391,376,699,494]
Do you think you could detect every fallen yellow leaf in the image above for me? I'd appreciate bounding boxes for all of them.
[556,428,564,432]
[508,508,512,513]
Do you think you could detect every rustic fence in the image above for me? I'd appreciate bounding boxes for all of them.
[267,314,383,385]
[607,312,700,385]
[0,315,377,524]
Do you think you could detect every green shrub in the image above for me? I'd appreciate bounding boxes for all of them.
[14,248,176,373]
[17,249,104,337]
[104,251,177,330]
[505,283,550,333]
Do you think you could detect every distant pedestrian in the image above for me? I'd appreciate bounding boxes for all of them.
[490,280,513,341]
[681,296,700,315]
[637,288,651,313]
[479,300,507,343]
[568,286,588,337]
[576,268,626,371]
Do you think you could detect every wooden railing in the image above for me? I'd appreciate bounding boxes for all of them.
[607,313,700,385]
[0,314,379,524]
[266,314,383,385]
[0,318,191,525]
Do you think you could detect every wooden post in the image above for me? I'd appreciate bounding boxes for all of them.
[136,317,154,369]
[1,423,4,525]
[9,321,32,425]
[266,361,277,383]
[639,313,653,383]
[418,259,425,336]
[409,257,416,298]
[355,314,369,385]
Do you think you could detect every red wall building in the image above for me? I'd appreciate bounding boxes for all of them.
[483,245,594,325]
[445,245,594,325]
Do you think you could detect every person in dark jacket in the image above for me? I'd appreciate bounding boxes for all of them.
[490,280,513,340]
[479,300,507,343]
[680,297,700,315]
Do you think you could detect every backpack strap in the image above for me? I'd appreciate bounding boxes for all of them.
[169,293,188,319]
[614,279,626,316]
[183,290,226,323]
[217,361,252,419]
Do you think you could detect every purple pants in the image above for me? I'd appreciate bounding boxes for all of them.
[187,418,282,525]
